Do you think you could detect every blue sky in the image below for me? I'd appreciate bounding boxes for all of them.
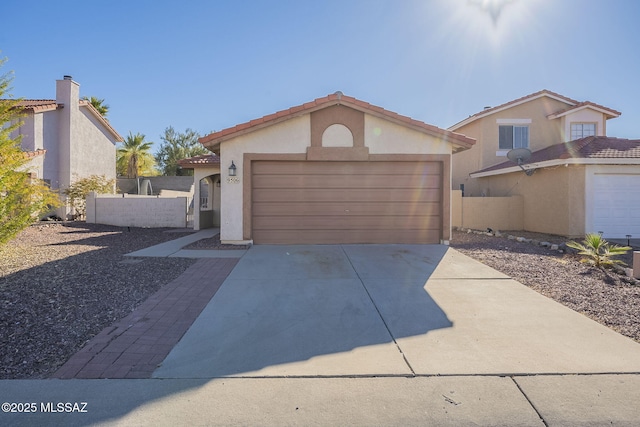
[2,0,639,153]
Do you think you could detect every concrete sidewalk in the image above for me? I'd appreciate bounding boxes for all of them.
[2,375,640,426]
[125,228,247,258]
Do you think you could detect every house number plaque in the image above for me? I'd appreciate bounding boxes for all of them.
[226,177,240,184]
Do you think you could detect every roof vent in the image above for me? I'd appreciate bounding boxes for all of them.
[484,106,491,110]
[334,91,343,100]
[63,75,73,80]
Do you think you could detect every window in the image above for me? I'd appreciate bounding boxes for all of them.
[499,125,529,150]
[571,123,596,140]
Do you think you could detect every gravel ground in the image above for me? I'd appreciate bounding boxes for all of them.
[450,229,640,344]
[0,222,196,379]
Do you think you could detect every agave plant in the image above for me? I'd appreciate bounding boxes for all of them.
[566,233,631,268]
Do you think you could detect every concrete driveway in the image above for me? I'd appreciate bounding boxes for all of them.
[153,244,640,378]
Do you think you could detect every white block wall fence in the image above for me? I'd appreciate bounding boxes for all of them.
[86,192,189,228]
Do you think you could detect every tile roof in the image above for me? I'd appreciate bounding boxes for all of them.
[23,148,47,159]
[449,89,625,132]
[199,92,476,151]
[473,136,640,175]
[177,153,221,168]
[14,99,60,113]
[9,99,123,142]
[449,90,580,130]
[547,101,621,119]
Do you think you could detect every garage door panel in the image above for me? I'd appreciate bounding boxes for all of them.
[253,215,441,230]
[252,161,441,175]
[253,188,441,203]
[253,174,442,189]
[253,229,442,245]
[251,160,443,244]
[253,202,442,216]
[592,174,640,237]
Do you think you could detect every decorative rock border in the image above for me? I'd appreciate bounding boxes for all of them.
[453,227,639,286]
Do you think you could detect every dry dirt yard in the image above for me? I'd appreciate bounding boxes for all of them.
[450,229,640,345]
[1,223,638,379]
[0,222,195,379]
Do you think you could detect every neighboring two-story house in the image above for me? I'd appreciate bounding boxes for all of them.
[13,76,123,218]
[449,90,640,238]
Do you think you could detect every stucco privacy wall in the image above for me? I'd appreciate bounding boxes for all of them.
[480,166,586,237]
[219,111,454,243]
[451,190,524,231]
[86,193,188,228]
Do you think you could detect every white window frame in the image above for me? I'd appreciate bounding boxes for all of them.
[496,119,531,155]
[570,122,596,140]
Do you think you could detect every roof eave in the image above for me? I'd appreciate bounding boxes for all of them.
[547,105,621,120]
[200,96,476,151]
[80,101,124,142]
[449,91,577,131]
[470,157,640,178]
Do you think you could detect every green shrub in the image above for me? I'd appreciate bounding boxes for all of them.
[63,175,115,220]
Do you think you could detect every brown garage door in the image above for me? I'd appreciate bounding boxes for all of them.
[251,161,443,244]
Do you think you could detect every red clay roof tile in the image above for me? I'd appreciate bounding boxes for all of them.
[473,136,640,175]
[177,153,221,167]
[199,93,475,150]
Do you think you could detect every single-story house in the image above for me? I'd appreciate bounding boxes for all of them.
[191,92,475,245]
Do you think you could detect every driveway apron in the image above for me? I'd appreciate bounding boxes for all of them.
[153,245,640,379]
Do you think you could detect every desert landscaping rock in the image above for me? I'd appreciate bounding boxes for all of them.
[0,223,195,379]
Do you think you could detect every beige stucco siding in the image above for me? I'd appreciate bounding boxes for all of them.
[452,97,568,195]
[219,115,311,242]
[479,166,585,237]
[452,120,482,193]
[365,115,450,155]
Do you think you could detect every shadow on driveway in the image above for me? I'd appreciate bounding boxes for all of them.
[153,244,453,378]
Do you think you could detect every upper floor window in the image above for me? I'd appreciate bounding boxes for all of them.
[571,123,596,140]
[499,125,529,150]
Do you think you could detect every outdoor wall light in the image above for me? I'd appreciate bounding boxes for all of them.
[228,161,237,177]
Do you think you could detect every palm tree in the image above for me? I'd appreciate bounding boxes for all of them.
[566,233,631,268]
[117,132,157,178]
[82,96,109,117]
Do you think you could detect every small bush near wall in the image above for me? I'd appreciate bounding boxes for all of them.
[64,175,115,220]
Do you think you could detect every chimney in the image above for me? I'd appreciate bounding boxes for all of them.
[56,75,79,110]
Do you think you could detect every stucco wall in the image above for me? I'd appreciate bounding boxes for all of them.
[219,111,455,243]
[451,190,524,231]
[86,192,188,228]
[71,108,116,181]
[219,115,311,242]
[365,115,451,155]
[452,97,568,195]
[478,165,585,237]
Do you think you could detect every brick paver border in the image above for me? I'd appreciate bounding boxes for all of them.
[53,258,238,379]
